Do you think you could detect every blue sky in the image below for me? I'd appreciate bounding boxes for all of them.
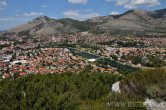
[0,0,166,30]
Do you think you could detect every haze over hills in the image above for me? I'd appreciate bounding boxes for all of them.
[6,8,166,36]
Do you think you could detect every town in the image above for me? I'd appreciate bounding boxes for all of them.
[0,33,166,80]
[1,1,166,109]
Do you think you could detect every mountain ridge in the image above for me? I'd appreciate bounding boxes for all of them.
[5,8,166,36]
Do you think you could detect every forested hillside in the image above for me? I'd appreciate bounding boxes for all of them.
[0,71,149,110]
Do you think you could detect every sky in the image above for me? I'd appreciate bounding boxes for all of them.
[0,0,166,30]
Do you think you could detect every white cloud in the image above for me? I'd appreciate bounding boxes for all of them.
[106,0,160,8]
[0,17,15,22]
[68,0,88,4]
[0,0,7,10]
[42,5,47,8]
[110,11,120,15]
[82,13,100,19]
[105,0,129,6]
[49,16,57,19]
[64,10,80,17]
[64,10,80,18]
[64,10,100,20]
[23,12,43,17]
[83,9,93,12]
[126,0,160,8]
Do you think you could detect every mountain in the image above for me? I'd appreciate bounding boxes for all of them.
[87,8,166,35]
[7,16,82,35]
[6,8,166,36]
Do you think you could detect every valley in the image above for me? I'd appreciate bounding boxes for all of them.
[0,7,166,110]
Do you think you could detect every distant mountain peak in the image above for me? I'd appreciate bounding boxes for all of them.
[32,16,52,22]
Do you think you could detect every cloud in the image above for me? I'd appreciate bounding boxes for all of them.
[0,17,15,22]
[68,0,88,4]
[106,0,160,8]
[82,13,100,19]
[23,12,43,17]
[110,11,120,15]
[64,10,80,17]
[0,0,7,10]
[42,5,47,8]
[49,16,57,19]
[64,10,100,20]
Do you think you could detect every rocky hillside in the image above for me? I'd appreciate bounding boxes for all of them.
[7,16,85,35]
[6,8,166,36]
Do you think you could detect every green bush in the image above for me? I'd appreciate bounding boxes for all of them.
[0,72,122,110]
[120,68,166,101]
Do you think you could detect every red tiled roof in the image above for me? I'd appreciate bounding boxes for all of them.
[19,65,25,69]
[3,73,10,77]
[20,72,26,76]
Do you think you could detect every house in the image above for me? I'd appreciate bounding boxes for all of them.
[3,73,10,79]
[11,60,27,65]
[2,55,12,63]
[87,59,96,62]
[20,72,26,76]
